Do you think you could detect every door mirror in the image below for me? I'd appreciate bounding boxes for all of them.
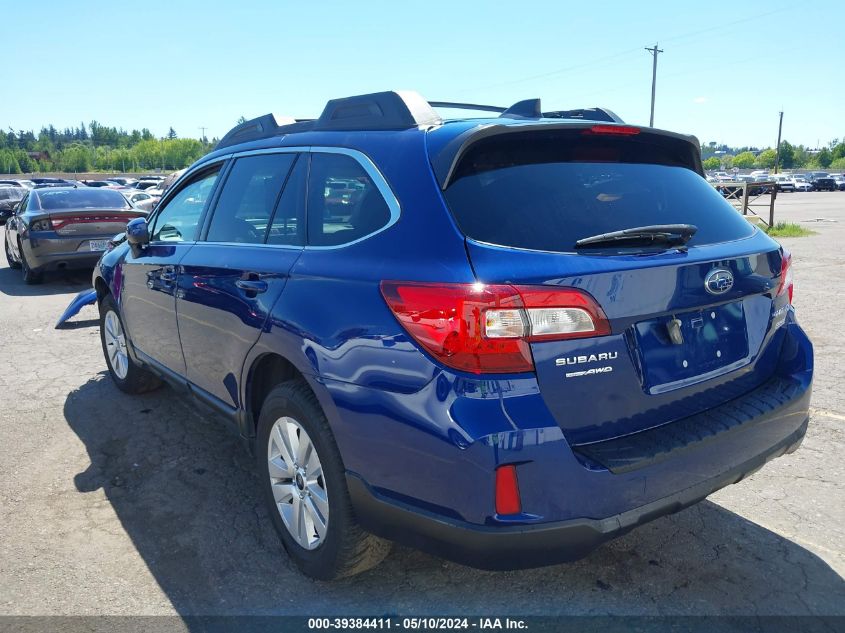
[126,217,150,247]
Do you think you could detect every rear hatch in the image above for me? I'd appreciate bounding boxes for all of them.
[438,124,789,444]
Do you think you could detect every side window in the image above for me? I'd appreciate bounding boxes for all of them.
[306,153,391,246]
[205,153,295,244]
[150,167,220,242]
[18,193,29,213]
[267,154,306,246]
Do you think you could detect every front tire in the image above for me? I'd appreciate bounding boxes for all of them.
[99,294,161,394]
[257,380,390,580]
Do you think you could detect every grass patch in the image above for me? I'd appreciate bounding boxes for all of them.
[766,222,816,238]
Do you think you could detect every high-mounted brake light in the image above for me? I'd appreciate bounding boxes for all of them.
[380,282,610,374]
[583,124,641,136]
[776,250,794,304]
[495,465,522,515]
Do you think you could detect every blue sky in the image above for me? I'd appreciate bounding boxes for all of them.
[3,0,842,148]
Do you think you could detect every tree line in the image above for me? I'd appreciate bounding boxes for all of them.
[701,139,845,172]
[3,119,844,175]
[0,121,217,174]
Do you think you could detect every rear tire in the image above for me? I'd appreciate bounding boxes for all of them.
[257,380,390,580]
[19,241,42,284]
[4,235,20,269]
[99,294,161,394]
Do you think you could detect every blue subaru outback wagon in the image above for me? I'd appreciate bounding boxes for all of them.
[92,91,813,579]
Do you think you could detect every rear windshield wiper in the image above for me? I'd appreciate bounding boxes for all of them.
[574,224,698,249]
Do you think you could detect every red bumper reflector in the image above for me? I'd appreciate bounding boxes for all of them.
[495,465,522,515]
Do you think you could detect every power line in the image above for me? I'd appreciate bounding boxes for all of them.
[645,43,663,127]
[455,6,789,98]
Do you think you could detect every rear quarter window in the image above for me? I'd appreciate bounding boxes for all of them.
[443,131,755,252]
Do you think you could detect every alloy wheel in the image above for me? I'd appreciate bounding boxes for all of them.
[267,416,329,550]
[103,310,129,379]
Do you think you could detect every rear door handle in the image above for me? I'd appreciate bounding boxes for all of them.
[235,279,268,294]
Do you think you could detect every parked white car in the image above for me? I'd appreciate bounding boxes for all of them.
[123,191,157,212]
[791,177,813,192]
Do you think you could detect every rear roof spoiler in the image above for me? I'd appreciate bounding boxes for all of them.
[430,123,703,189]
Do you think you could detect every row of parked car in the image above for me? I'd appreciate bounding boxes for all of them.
[0,175,169,219]
[706,170,845,194]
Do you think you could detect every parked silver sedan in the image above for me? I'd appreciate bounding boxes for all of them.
[3,187,146,284]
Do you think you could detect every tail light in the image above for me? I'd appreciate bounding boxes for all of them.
[776,250,794,304]
[380,281,610,374]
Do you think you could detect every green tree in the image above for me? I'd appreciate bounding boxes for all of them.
[778,141,795,168]
[702,156,721,170]
[166,127,177,140]
[16,150,36,173]
[732,151,756,169]
[830,157,845,171]
[60,144,92,172]
[755,149,777,169]
[816,147,833,168]
[0,150,21,174]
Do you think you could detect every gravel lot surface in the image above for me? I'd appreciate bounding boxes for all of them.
[0,192,843,617]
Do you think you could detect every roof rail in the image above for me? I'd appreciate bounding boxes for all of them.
[216,113,298,150]
[430,98,624,123]
[216,91,443,149]
[429,101,506,113]
[314,91,441,131]
[215,92,626,150]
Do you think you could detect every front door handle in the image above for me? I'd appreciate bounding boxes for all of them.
[160,270,177,283]
[235,279,268,294]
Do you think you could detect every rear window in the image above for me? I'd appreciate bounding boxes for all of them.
[443,132,755,252]
[0,188,24,200]
[37,188,130,210]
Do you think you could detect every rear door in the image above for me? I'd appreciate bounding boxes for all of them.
[120,165,222,376]
[441,127,788,444]
[176,151,305,409]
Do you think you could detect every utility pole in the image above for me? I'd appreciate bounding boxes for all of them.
[773,111,784,174]
[645,43,663,127]
[198,126,207,145]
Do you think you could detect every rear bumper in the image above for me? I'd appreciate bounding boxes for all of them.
[341,321,812,570]
[23,236,103,271]
[348,415,807,570]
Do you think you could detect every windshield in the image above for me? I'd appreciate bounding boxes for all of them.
[443,133,755,252]
[36,188,130,210]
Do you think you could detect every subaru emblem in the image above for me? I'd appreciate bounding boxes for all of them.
[704,268,734,295]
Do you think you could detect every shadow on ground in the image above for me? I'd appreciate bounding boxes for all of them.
[0,265,90,297]
[63,375,845,617]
